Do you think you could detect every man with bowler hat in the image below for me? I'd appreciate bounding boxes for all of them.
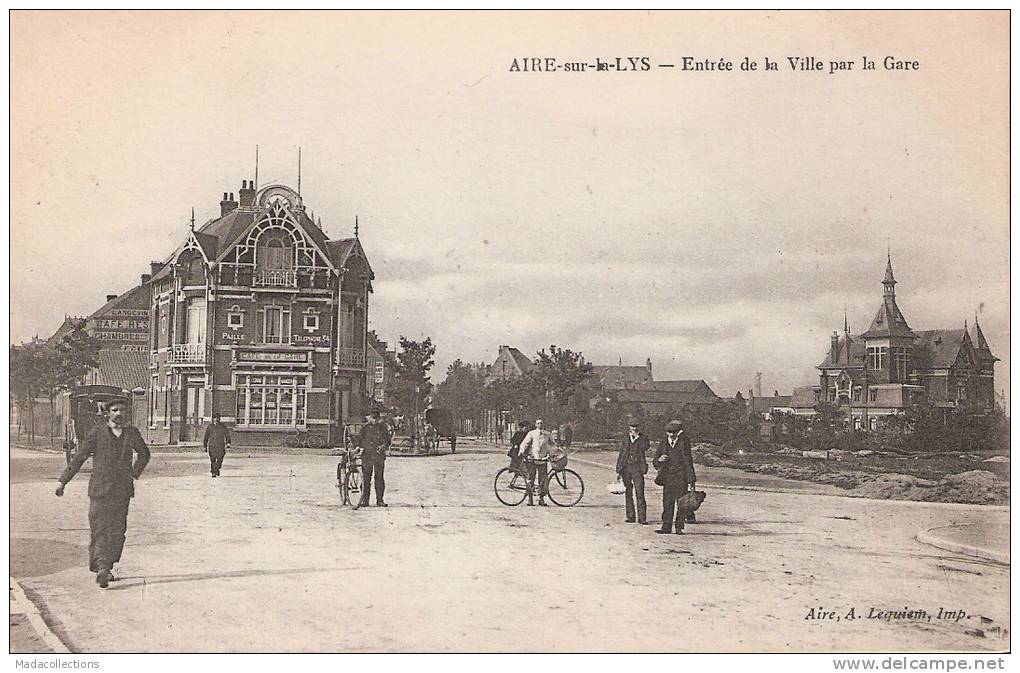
[355,408,391,509]
[653,419,697,534]
[54,396,150,588]
[203,414,231,477]
[615,417,649,524]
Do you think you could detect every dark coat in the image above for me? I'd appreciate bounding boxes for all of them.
[616,433,649,475]
[203,422,231,455]
[653,432,696,486]
[59,425,150,499]
[508,429,528,458]
[358,421,391,458]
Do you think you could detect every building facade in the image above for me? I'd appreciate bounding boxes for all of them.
[810,255,997,428]
[147,181,374,446]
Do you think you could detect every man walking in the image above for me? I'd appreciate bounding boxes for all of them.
[519,418,555,506]
[615,417,649,524]
[653,420,697,534]
[355,409,391,509]
[203,414,231,477]
[54,396,150,588]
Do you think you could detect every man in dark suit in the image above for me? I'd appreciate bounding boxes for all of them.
[203,414,231,477]
[354,409,391,509]
[615,417,649,524]
[653,419,697,534]
[55,396,150,588]
[507,420,530,472]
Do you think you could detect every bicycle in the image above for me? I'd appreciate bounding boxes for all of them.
[336,445,363,506]
[287,428,324,449]
[493,456,584,507]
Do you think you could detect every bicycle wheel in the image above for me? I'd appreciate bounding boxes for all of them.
[306,433,324,449]
[286,430,302,448]
[545,468,584,507]
[494,467,528,506]
[345,465,363,506]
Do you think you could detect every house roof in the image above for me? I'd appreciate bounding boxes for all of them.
[817,335,867,369]
[89,351,149,391]
[971,319,998,362]
[860,295,916,339]
[87,282,150,320]
[612,387,719,406]
[641,380,718,397]
[914,329,970,369]
[590,365,652,389]
[790,386,820,408]
[750,395,793,412]
[501,347,534,373]
[47,317,85,347]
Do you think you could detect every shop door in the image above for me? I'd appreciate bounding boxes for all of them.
[180,379,205,441]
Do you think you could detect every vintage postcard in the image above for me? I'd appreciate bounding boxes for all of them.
[8,10,1010,656]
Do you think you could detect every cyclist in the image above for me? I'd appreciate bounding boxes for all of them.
[518,418,555,506]
[354,409,391,509]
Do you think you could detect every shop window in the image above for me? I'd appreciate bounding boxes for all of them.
[235,374,307,427]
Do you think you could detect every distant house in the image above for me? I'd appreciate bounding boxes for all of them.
[748,392,794,420]
[590,358,653,391]
[805,255,998,429]
[486,345,534,382]
[609,379,721,414]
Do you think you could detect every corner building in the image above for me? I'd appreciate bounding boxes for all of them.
[148,181,373,446]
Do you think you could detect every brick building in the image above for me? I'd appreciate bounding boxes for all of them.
[146,181,374,446]
[807,255,998,428]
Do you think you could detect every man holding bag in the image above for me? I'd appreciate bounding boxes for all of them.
[653,419,697,534]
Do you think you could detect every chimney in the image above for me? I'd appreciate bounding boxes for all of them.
[830,331,840,364]
[106,294,118,302]
[150,261,163,276]
[748,389,754,399]
[220,191,238,216]
[141,273,152,285]
[646,357,652,377]
[238,179,256,207]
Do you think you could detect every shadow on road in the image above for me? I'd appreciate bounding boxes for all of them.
[107,566,354,590]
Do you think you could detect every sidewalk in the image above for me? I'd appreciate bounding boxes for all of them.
[915,523,1010,565]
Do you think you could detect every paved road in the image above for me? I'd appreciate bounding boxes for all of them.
[9,442,1009,652]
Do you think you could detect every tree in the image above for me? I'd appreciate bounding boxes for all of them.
[390,337,437,425]
[53,321,100,388]
[522,345,593,420]
[434,359,485,429]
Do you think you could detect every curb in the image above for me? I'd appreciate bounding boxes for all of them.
[9,577,71,653]
[914,526,1010,566]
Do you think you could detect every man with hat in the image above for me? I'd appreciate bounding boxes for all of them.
[54,395,150,588]
[615,417,649,524]
[653,419,697,534]
[202,414,231,477]
[354,408,391,509]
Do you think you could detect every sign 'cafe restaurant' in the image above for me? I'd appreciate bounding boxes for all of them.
[146,182,374,447]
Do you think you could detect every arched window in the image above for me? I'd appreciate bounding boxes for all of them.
[257,232,293,272]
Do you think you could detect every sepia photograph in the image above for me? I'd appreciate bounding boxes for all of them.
[7,9,1011,657]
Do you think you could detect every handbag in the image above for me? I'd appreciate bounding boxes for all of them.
[653,468,666,487]
[606,481,626,495]
[676,490,706,512]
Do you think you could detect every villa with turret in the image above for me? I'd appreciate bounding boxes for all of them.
[791,255,998,429]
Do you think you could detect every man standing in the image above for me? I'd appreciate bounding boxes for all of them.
[54,396,150,588]
[507,420,531,472]
[519,418,555,506]
[355,409,391,509]
[653,420,697,535]
[203,414,231,478]
[615,417,649,524]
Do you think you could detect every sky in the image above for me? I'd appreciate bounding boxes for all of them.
[9,11,1010,400]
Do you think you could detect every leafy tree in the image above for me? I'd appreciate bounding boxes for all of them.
[522,345,593,420]
[434,359,485,428]
[53,321,99,388]
[390,337,437,425]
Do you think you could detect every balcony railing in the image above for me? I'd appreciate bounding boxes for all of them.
[170,343,206,363]
[254,269,297,288]
[337,347,366,368]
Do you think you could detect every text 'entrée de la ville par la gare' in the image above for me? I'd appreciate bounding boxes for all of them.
[509,55,919,75]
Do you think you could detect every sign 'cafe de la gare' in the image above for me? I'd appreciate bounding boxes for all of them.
[135,180,375,446]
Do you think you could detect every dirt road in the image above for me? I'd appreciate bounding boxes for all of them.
[9,442,1009,652]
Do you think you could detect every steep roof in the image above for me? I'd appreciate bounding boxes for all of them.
[971,319,998,363]
[88,351,149,391]
[641,380,718,397]
[860,294,916,338]
[817,335,867,369]
[504,347,534,373]
[612,387,719,406]
[197,209,255,255]
[47,317,85,347]
[913,329,970,369]
[87,282,150,319]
